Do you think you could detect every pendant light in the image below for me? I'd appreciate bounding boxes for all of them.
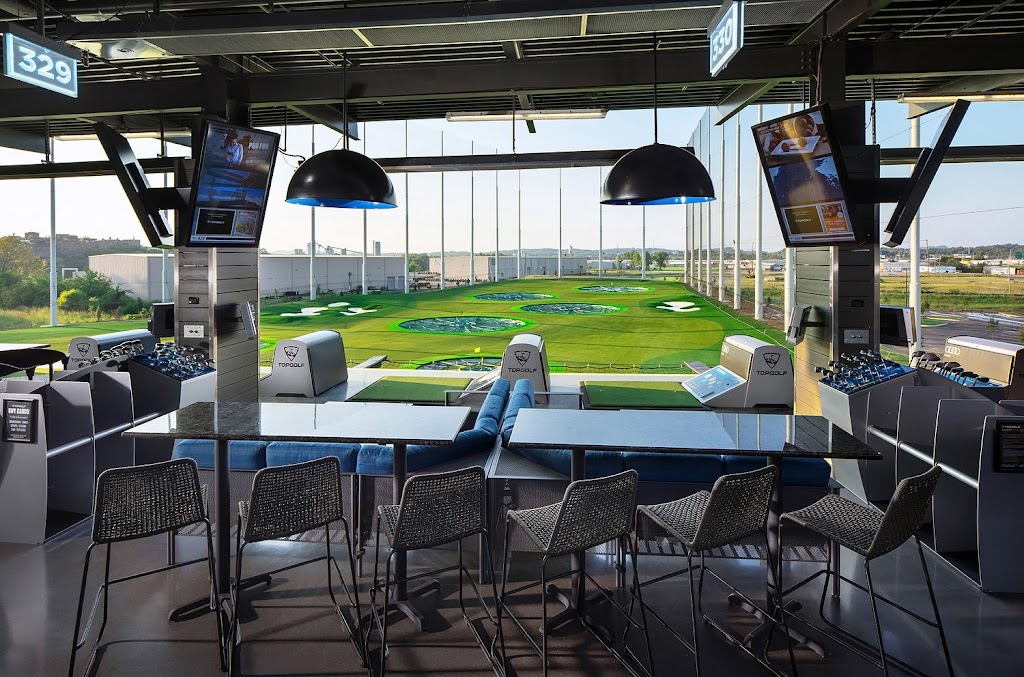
[286,54,397,209]
[601,35,716,206]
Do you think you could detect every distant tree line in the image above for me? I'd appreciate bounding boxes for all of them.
[0,236,146,317]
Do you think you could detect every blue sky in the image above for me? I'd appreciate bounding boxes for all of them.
[1,100,1022,256]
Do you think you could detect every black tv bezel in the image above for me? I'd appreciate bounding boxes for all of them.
[878,305,916,347]
[752,104,864,248]
[884,99,970,248]
[94,122,174,249]
[180,120,280,249]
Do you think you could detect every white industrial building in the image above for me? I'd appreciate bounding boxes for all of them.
[429,254,589,281]
[89,253,407,300]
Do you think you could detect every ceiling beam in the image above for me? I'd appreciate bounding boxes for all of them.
[4,35,1024,124]
[55,0,710,41]
[287,104,360,140]
[714,81,781,124]
[0,126,46,153]
[902,73,1024,119]
[790,0,897,45]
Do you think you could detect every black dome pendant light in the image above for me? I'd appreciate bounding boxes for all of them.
[286,54,397,209]
[601,35,716,206]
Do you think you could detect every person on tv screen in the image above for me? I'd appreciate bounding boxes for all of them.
[222,129,244,166]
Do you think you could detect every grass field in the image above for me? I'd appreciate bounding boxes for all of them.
[0,278,787,373]
[259,277,787,371]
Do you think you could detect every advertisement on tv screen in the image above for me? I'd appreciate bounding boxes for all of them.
[753,108,856,246]
[186,122,279,246]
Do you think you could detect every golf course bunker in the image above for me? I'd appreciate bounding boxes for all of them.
[522,303,620,315]
[474,292,554,301]
[399,316,526,333]
[578,285,650,293]
[417,357,502,371]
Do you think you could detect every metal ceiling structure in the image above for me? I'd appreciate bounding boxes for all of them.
[0,0,1022,146]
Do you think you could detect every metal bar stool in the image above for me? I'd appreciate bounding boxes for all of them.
[778,465,953,677]
[497,469,654,677]
[69,458,225,677]
[632,465,795,677]
[366,466,504,677]
[231,456,363,673]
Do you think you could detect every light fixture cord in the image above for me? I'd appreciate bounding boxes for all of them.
[653,33,659,143]
[342,53,349,151]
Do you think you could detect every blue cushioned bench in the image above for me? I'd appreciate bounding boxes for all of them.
[499,378,831,488]
[172,439,269,470]
[267,441,360,473]
[356,377,511,475]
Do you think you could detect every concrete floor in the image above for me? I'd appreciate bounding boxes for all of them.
[3,517,1023,677]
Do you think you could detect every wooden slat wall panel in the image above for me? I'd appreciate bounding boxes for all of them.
[794,245,832,415]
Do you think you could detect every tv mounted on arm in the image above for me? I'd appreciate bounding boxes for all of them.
[95,120,280,249]
[753,100,970,249]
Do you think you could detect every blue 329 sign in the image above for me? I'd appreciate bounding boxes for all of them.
[2,23,78,98]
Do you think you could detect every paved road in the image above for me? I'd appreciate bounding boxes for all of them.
[920,311,1024,354]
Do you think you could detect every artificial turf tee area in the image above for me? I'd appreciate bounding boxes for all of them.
[259,278,788,373]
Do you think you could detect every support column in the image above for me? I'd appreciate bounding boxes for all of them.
[557,168,563,279]
[517,170,522,279]
[696,121,703,291]
[641,207,647,281]
[309,126,317,300]
[754,105,764,320]
[718,120,726,302]
[784,104,795,328]
[470,141,475,286]
[440,131,446,290]
[495,152,500,281]
[705,114,712,294]
[733,114,742,310]
[909,115,922,354]
[404,121,410,294]
[598,167,604,279]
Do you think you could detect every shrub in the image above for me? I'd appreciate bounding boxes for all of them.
[58,288,88,311]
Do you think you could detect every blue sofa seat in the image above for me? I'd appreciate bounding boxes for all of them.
[172,439,268,470]
[621,452,724,484]
[355,378,511,475]
[722,455,831,487]
[266,441,360,473]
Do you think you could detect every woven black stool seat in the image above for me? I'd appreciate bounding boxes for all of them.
[506,503,561,551]
[783,494,882,557]
[231,456,362,674]
[376,504,401,543]
[637,490,711,549]
[777,466,953,677]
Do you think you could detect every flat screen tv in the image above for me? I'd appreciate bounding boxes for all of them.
[879,305,916,347]
[94,122,174,249]
[752,105,861,247]
[181,121,280,247]
[884,99,970,247]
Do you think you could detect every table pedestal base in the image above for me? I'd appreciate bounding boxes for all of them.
[727,593,825,658]
[365,578,442,632]
[168,573,270,622]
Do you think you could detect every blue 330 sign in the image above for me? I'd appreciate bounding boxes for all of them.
[708,0,744,77]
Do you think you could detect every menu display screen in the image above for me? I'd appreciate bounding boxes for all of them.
[995,420,1024,472]
[184,121,280,247]
[753,105,858,247]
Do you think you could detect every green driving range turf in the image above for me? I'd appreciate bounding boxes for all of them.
[347,375,473,403]
[258,278,787,371]
[0,278,787,373]
[581,380,703,409]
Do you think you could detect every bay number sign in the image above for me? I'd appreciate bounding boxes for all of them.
[708,0,744,77]
[2,23,78,98]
